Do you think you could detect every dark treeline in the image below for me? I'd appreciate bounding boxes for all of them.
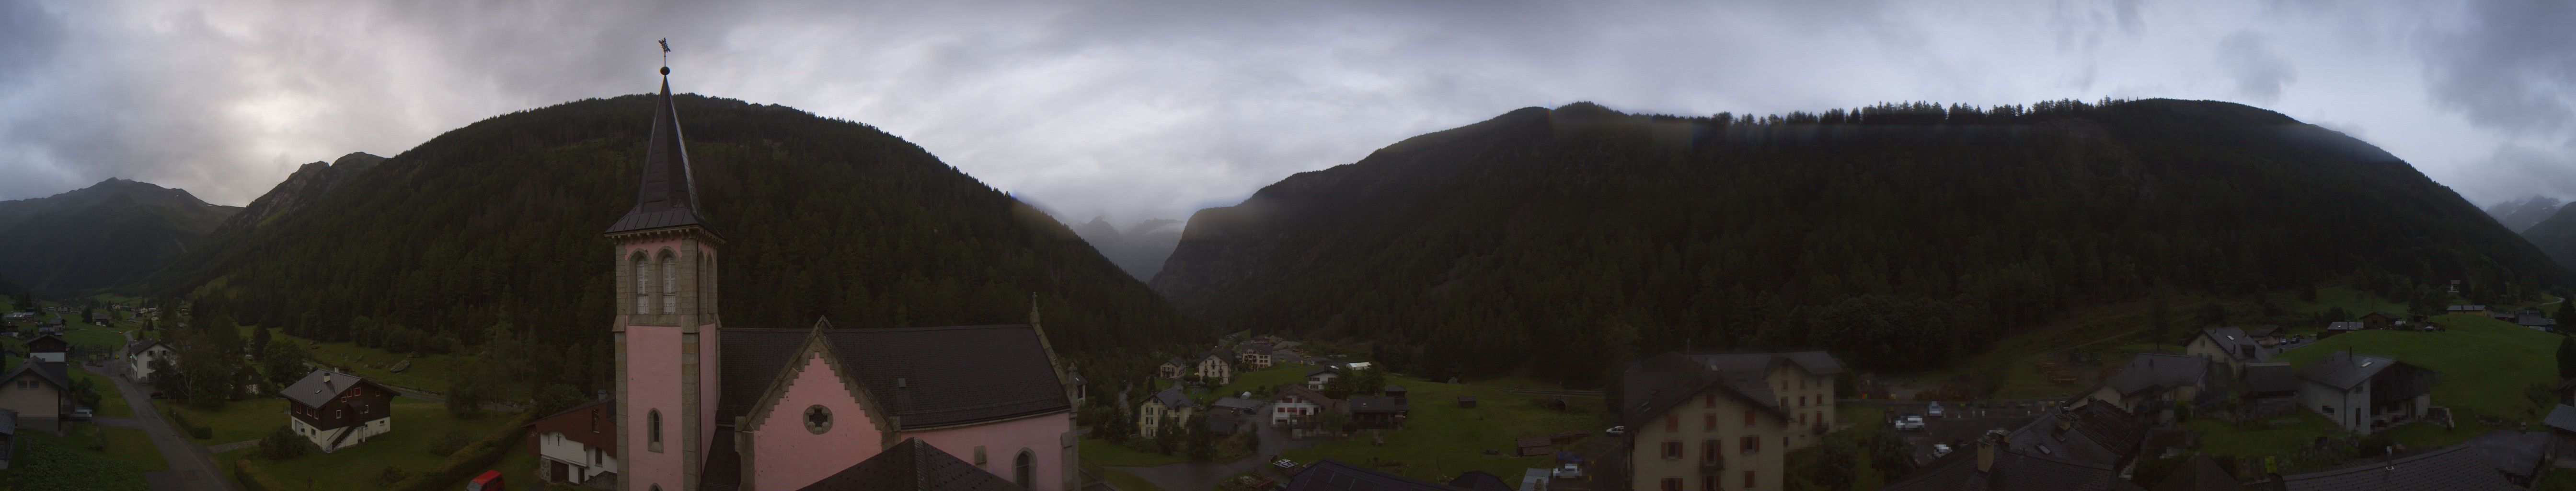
[144,94,1208,397]
[1154,98,2570,385]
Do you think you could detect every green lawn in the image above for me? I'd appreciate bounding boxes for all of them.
[1208,364,1316,402]
[172,397,291,444]
[2273,314,2560,425]
[71,368,134,417]
[253,327,515,398]
[1,429,156,491]
[239,397,520,491]
[1081,438,1188,467]
[493,439,542,487]
[1279,375,1603,482]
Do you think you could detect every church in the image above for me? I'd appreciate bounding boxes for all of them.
[605,66,1078,491]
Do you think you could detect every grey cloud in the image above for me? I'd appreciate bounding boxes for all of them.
[2423,0,2576,137]
[2217,31,2295,104]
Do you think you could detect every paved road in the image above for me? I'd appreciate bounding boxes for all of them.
[1113,417,1321,491]
[85,362,236,491]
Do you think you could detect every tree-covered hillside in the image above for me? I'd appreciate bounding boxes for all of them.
[147,94,1207,376]
[0,178,239,294]
[1153,99,2570,382]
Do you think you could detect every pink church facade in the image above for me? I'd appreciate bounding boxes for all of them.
[604,69,1077,491]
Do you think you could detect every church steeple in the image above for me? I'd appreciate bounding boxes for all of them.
[604,65,714,236]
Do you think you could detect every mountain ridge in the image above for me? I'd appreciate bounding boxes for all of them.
[0,178,240,294]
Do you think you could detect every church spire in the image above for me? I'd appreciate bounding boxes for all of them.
[604,62,714,236]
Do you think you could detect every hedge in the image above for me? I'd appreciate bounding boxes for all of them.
[233,458,290,491]
[388,410,537,491]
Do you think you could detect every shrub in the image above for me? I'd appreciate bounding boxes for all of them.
[426,430,474,457]
[258,426,319,461]
[377,466,412,486]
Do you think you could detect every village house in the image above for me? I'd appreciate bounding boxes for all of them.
[0,362,69,433]
[1271,385,1340,438]
[1239,342,1275,370]
[23,334,68,363]
[2070,353,2210,421]
[1138,386,1199,439]
[1687,351,1844,447]
[599,70,1081,491]
[524,398,618,486]
[2185,327,2297,374]
[2297,351,2436,435]
[123,339,172,381]
[284,368,395,452]
[1880,402,2146,491]
[2448,304,2490,316]
[1210,397,1264,417]
[1305,366,1341,391]
[1348,395,1408,430]
[2517,312,2559,331]
[1196,352,1234,385]
[1160,357,1189,380]
[2358,311,2401,330]
[1618,352,1810,491]
[87,310,109,325]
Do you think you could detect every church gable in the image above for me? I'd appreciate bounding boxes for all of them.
[742,332,905,491]
[741,325,897,440]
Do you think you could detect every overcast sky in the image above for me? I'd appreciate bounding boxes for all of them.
[3,0,2572,223]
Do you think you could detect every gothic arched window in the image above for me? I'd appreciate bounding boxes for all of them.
[632,252,651,315]
[1015,449,1036,487]
[659,251,678,314]
[648,409,663,444]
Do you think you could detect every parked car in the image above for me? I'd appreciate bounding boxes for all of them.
[1933,444,1954,458]
[1604,425,1627,436]
[1894,415,1925,431]
[1553,463,1584,479]
[1927,401,1946,418]
[465,470,505,491]
[67,408,92,421]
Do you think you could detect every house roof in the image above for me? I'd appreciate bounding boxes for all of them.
[1207,412,1246,435]
[1150,386,1198,410]
[1212,397,1264,412]
[281,368,375,408]
[1349,396,1406,413]
[2104,354,2208,396]
[1286,459,1475,491]
[1882,403,2145,491]
[2325,322,2363,331]
[1306,366,1340,376]
[123,339,167,356]
[2362,311,2400,319]
[23,334,65,350]
[2295,351,2410,391]
[1620,351,1789,427]
[533,398,616,423]
[718,322,1071,430]
[2242,363,2297,394]
[1275,385,1338,407]
[2516,314,2557,327]
[2462,430,2552,480]
[1165,357,1188,367]
[791,438,1027,491]
[2276,443,2515,491]
[2546,405,2576,433]
[603,74,713,236]
[2447,305,2488,311]
[1384,385,1405,393]
[2148,454,2236,491]
[0,361,68,396]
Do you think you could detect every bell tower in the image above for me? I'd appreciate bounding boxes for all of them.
[605,63,724,491]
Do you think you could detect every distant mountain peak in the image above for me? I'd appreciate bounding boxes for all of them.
[220,152,385,231]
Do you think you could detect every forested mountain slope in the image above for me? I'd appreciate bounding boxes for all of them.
[1152,99,2569,381]
[2518,202,2576,273]
[148,94,1206,367]
[0,178,239,294]
[220,152,385,231]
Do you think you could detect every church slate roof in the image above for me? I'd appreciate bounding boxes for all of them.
[604,76,713,236]
[718,322,1072,430]
[793,438,1027,491]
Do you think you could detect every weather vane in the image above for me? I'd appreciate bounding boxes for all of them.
[658,38,671,75]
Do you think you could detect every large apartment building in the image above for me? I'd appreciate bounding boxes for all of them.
[1621,351,1844,491]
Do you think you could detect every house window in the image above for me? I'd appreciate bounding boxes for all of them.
[974,445,989,466]
[1743,410,1756,426]
[804,405,833,434]
[1741,436,1759,454]
[1014,449,1036,487]
[1745,470,1757,489]
[659,253,677,315]
[648,409,663,444]
[1662,441,1683,459]
[1704,413,1716,430]
[1667,413,1679,432]
[1660,478,1682,491]
[633,253,651,315]
[1702,439,1721,462]
[1705,394,1716,407]
[1799,412,1806,425]
[1701,476,1719,491]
